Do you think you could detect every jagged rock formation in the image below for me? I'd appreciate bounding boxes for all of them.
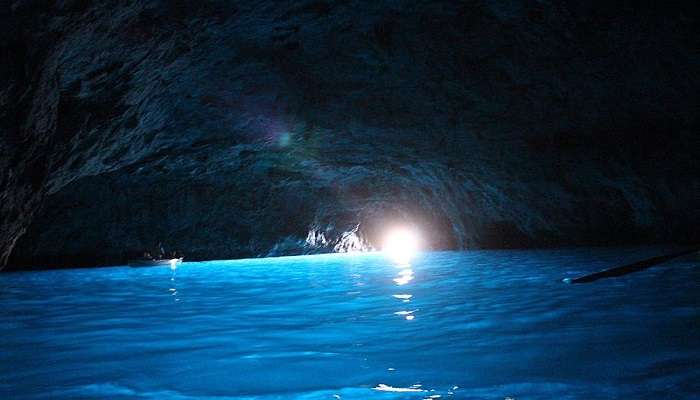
[2,1,699,269]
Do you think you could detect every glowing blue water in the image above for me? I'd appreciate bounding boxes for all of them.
[1,248,699,399]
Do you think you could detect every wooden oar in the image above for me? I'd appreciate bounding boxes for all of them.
[565,248,698,284]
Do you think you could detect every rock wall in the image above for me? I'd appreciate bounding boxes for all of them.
[2,0,699,269]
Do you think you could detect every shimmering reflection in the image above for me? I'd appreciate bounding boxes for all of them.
[392,294,412,302]
[394,309,417,320]
[374,383,424,392]
[169,266,180,302]
[393,268,414,285]
[391,259,417,321]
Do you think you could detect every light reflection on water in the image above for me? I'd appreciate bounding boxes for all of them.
[0,247,699,399]
[391,258,417,322]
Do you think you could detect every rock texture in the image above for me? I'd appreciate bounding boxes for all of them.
[2,1,699,269]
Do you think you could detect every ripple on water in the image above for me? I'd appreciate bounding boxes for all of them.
[1,247,699,399]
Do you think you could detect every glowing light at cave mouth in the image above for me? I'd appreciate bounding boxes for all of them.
[382,227,421,264]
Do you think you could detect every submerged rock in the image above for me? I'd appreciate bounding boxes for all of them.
[2,1,699,268]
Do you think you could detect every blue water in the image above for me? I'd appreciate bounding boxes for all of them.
[1,247,699,399]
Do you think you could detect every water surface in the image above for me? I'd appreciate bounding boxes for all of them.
[1,247,699,399]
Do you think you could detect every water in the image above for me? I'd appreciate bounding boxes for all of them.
[1,247,699,399]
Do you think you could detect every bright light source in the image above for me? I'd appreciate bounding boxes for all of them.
[382,227,420,264]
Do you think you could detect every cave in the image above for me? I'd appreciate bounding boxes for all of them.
[1,1,699,398]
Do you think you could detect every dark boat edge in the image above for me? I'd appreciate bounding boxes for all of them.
[565,248,699,284]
